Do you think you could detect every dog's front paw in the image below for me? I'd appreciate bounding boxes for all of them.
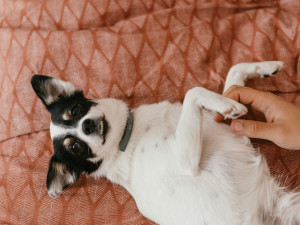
[255,61,284,78]
[218,98,248,120]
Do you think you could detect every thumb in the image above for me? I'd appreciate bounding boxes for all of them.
[231,119,277,141]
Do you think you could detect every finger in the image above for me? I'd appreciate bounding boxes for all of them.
[231,119,279,141]
[223,85,261,104]
[223,86,272,115]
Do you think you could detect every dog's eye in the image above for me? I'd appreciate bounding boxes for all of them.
[70,141,84,155]
[70,104,82,118]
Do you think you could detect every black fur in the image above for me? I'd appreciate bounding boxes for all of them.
[48,91,95,127]
[46,135,103,193]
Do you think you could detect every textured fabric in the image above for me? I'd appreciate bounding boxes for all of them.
[0,0,300,224]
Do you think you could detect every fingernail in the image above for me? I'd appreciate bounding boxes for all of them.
[233,121,243,132]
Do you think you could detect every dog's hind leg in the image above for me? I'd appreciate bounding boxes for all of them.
[223,61,284,93]
[173,87,247,176]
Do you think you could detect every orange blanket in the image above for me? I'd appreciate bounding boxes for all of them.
[0,0,300,224]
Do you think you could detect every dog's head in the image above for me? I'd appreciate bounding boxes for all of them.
[31,75,130,198]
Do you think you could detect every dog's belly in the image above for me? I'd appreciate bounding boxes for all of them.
[130,110,259,225]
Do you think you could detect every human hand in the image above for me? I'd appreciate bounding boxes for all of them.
[214,85,300,150]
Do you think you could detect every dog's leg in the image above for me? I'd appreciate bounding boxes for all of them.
[173,87,247,175]
[223,61,284,93]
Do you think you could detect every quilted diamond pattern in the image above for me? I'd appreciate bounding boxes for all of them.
[0,0,300,224]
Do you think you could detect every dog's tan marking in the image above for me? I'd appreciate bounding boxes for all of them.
[53,162,66,175]
[63,112,71,120]
[63,137,73,149]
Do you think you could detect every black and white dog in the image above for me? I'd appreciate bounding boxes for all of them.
[31,61,300,225]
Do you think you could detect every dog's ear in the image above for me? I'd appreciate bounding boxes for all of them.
[31,75,76,109]
[46,155,81,198]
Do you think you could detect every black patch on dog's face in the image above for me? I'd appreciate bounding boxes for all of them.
[46,136,103,196]
[48,91,96,127]
[53,136,102,174]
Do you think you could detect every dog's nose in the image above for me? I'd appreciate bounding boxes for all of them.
[82,119,96,135]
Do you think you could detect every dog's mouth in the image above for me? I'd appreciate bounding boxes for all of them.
[99,116,109,145]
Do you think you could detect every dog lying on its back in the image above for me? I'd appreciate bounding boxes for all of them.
[31,61,300,225]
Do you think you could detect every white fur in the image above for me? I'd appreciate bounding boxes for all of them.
[49,61,300,225]
[50,122,77,139]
